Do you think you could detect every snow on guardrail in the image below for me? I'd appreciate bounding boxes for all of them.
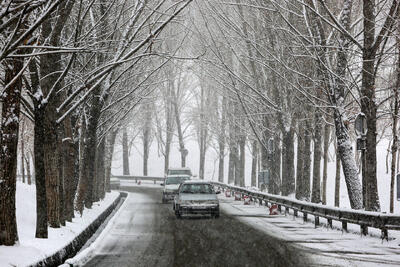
[211,181,400,240]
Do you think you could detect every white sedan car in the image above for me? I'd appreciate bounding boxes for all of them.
[173,181,220,219]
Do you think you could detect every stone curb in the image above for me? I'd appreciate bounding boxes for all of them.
[29,192,127,267]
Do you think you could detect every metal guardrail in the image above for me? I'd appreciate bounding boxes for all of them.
[112,175,164,184]
[211,181,400,240]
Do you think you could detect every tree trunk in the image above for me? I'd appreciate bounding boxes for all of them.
[42,114,61,228]
[295,125,305,199]
[171,86,187,167]
[218,135,225,182]
[331,0,363,210]
[28,55,48,238]
[322,123,330,205]
[199,139,206,180]
[164,86,174,174]
[251,140,258,187]
[234,143,240,186]
[122,127,130,175]
[105,130,118,193]
[228,148,235,184]
[281,129,295,196]
[63,117,76,222]
[0,57,24,245]
[218,95,227,182]
[76,116,86,214]
[391,19,400,213]
[311,111,322,203]
[143,107,151,176]
[239,134,246,187]
[58,135,65,227]
[361,0,388,211]
[20,119,25,183]
[302,125,311,201]
[38,0,74,228]
[76,90,102,212]
[25,155,32,185]
[271,135,281,195]
[97,138,106,200]
[335,146,341,207]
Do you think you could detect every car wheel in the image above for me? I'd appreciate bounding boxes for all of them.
[175,205,182,219]
[175,210,182,219]
[212,210,220,219]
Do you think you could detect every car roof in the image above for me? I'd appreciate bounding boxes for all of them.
[168,167,191,171]
[182,180,211,184]
[166,174,191,178]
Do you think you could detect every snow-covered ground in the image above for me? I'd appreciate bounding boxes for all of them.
[0,182,119,267]
[219,193,400,266]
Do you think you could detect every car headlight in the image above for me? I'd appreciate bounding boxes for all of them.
[164,189,176,193]
[179,200,191,205]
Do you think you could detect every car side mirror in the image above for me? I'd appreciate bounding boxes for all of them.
[216,191,221,194]
[160,183,164,186]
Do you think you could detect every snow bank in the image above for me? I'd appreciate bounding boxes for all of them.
[0,182,119,267]
[64,193,131,266]
[219,194,400,266]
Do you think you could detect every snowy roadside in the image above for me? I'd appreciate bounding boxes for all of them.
[219,194,400,267]
[62,192,131,266]
[0,182,120,267]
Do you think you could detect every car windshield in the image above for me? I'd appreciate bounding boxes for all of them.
[168,169,191,176]
[179,184,214,194]
[165,177,189,185]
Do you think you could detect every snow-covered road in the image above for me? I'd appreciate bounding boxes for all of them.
[80,185,310,266]
[78,184,400,267]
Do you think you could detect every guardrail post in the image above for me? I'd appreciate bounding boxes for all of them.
[381,228,388,241]
[314,216,319,228]
[154,180,156,184]
[327,218,333,229]
[360,225,368,236]
[284,206,289,215]
[293,210,298,217]
[303,212,308,222]
[342,221,348,232]
[135,179,138,183]
[277,205,281,213]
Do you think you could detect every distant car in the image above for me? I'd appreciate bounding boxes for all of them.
[173,181,220,219]
[162,175,191,203]
[166,167,192,177]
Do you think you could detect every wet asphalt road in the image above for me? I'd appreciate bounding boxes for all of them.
[83,186,312,267]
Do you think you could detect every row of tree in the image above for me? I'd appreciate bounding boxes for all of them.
[0,0,193,246]
[131,0,398,213]
[184,0,400,213]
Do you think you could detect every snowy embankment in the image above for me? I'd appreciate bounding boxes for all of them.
[62,191,131,266]
[219,194,400,266]
[0,182,120,267]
